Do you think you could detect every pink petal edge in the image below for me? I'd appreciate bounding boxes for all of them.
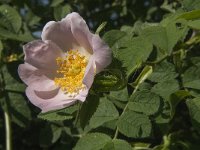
[26,86,76,112]
[23,40,64,72]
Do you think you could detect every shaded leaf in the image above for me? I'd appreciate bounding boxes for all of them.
[107,88,129,102]
[141,21,188,53]
[188,20,200,30]
[39,124,62,147]
[80,95,99,129]
[2,64,31,127]
[183,65,200,90]
[73,133,111,150]
[103,139,132,150]
[148,61,178,83]
[103,30,126,48]
[38,104,78,121]
[51,0,64,7]
[128,90,161,115]
[169,90,191,117]
[117,110,152,138]
[54,4,71,21]
[118,36,153,76]
[0,4,22,33]
[89,97,119,129]
[186,97,200,132]
[182,0,200,10]
[152,79,179,100]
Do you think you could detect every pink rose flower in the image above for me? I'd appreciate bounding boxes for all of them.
[18,12,112,112]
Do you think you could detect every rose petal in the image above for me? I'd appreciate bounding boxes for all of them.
[26,86,76,112]
[68,13,111,73]
[18,63,42,85]
[24,40,64,71]
[68,12,93,54]
[41,20,78,51]
[83,56,95,89]
[91,35,112,73]
[74,88,89,102]
[29,76,58,92]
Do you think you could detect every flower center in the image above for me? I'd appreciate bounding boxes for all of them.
[54,50,87,94]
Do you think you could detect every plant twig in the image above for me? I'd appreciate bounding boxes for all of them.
[4,110,12,150]
[113,87,138,139]
[74,102,82,126]
[1,68,12,150]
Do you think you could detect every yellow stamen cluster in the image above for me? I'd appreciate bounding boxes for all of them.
[54,50,87,94]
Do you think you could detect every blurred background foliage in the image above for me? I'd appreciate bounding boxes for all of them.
[1,0,200,150]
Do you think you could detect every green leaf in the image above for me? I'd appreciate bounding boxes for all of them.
[188,20,200,30]
[107,88,129,102]
[141,25,167,53]
[89,97,119,129]
[39,124,62,147]
[186,97,200,132]
[54,4,71,21]
[182,0,200,10]
[177,9,200,20]
[80,95,99,129]
[0,4,22,33]
[128,90,161,115]
[0,26,34,42]
[148,61,178,82]
[51,0,64,7]
[151,79,179,100]
[25,5,41,26]
[2,64,31,127]
[154,101,171,124]
[141,21,188,53]
[38,104,78,121]
[120,25,134,35]
[103,139,132,150]
[117,110,152,138]
[183,65,200,90]
[103,30,126,48]
[117,36,153,76]
[169,90,191,118]
[73,133,111,150]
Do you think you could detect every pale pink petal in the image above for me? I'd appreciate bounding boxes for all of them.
[74,88,89,102]
[26,86,76,112]
[68,12,93,54]
[24,40,64,71]
[83,56,96,89]
[29,76,58,92]
[91,35,112,73]
[41,20,78,51]
[68,13,112,72]
[18,63,42,85]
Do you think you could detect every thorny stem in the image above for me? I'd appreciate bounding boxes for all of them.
[113,87,138,139]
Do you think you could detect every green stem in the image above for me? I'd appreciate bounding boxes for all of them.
[74,102,82,126]
[113,87,138,139]
[4,110,12,150]
[1,68,12,150]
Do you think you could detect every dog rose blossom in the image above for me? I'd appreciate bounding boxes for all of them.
[18,12,112,112]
